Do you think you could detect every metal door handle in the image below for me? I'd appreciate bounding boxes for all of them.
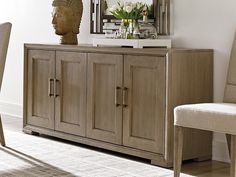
[123,87,128,108]
[115,86,122,107]
[54,79,59,97]
[48,78,54,97]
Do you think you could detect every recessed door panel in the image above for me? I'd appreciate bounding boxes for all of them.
[87,53,122,144]
[55,51,87,136]
[27,50,55,129]
[123,55,166,154]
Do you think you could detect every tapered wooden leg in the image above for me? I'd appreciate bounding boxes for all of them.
[0,115,5,146]
[231,135,236,177]
[227,134,231,157]
[174,126,184,177]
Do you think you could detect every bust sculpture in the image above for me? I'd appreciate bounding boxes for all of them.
[52,0,83,45]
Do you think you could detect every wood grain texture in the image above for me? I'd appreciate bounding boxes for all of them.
[227,134,231,157]
[23,46,28,127]
[0,115,5,146]
[174,126,184,177]
[182,160,230,177]
[24,43,212,57]
[27,50,55,129]
[24,44,213,167]
[24,124,168,167]
[86,53,123,145]
[231,135,236,177]
[165,50,213,163]
[55,51,87,136]
[123,55,165,154]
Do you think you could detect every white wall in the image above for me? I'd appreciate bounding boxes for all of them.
[0,0,235,162]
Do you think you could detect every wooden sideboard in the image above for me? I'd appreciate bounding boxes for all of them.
[23,44,213,167]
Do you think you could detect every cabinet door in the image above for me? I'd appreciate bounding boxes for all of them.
[27,50,55,129]
[87,53,123,144]
[123,55,166,154]
[55,51,87,136]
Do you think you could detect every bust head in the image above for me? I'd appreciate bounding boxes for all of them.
[52,0,83,45]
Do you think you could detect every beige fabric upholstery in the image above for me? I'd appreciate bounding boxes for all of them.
[224,31,236,103]
[174,103,236,135]
[0,22,11,90]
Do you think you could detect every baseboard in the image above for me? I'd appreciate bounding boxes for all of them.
[0,101,22,118]
[212,140,230,163]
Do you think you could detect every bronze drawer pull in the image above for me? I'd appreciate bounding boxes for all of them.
[115,86,122,107]
[54,79,60,98]
[48,78,54,97]
[123,87,128,108]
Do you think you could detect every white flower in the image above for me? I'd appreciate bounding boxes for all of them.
[118,0,124,7]
[131,3,136,9]
[110,4,121,12]
[137,2,142,9]
[124,5,133,13]
[110,1,146,20]
[125,1,132,7]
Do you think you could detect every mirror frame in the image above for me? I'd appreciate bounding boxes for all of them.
[90,0,170,35]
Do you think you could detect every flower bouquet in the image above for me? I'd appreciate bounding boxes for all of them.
[109,1,147,39]
[110,1,146,20]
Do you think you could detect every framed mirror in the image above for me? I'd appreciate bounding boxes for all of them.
[90,0,170,35]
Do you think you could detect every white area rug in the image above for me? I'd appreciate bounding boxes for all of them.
[0,117,193,177]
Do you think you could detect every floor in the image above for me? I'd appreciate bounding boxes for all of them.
[0,115,231,177]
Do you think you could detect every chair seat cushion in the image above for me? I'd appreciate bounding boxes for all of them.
[174,103,236,134]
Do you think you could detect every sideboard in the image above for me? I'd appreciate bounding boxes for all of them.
[23,44,213,167]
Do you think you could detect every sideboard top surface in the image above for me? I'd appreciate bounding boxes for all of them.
[24,43,213,57]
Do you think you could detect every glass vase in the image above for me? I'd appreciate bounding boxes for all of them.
[119,19,129,39]
[127,19,139,39]
[119,19,139,39]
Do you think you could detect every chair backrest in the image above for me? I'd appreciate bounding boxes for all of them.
[224,31,236,103]
[0,22,11,90]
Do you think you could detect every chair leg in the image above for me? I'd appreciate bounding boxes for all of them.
[231,135,236,177]
[227,134,231,157]
[174,126,184,177]
[0,115,5,146]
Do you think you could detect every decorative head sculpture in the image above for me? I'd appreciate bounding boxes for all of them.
[52,0,83,45]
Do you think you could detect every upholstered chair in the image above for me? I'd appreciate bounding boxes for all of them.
[0,22,12,146]
[174,31,236,177]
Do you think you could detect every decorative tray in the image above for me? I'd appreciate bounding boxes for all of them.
[92,38,171,48]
